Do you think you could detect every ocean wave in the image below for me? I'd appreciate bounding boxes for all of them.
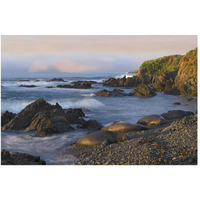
[114,72,133,79]
[50,98,105,110]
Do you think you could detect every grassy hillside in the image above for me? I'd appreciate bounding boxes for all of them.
[139,54,182,75]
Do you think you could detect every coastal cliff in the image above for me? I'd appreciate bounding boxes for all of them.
[103,48,197,96]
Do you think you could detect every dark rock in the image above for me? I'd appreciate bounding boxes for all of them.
[2,98,74,136]
[1,149,46,165]
[78,120,103,130]
[1,111,16,127]
[47,78,65,82]
[103,76,140,87]
[64,108,85,124]
[164,87,181,95]
[19,85,37,88]
[137,115,166,126]
[19,80,29,82]
[56,82,91,89]
[45,86,54,88]
[186,98,194,101]
[172,102,181,105]
[101,121,148,133]
[161,110,194,120]
[95,89,126,97]
[133,84,157,97]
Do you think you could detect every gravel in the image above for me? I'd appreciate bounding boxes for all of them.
[65,114,197,165]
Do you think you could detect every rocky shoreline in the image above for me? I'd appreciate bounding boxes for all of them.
[67,114,197,165]
[1,48,197,165]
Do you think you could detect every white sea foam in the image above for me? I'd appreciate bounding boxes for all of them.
[50,98,104,110]
[115,73,133,79]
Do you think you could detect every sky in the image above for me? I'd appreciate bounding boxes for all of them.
[1,35,197,74]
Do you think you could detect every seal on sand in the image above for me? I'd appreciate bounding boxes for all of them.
[101,121,148,133]
[137,115,166,126]
[76,131,127,146]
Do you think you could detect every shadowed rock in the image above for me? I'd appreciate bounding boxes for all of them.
[56,81,91,89]
[47,78,65,82]
[1,111,16,127]
[161,110,194,120]
[137,115,166,126]
[19,85,37,88]
[78,120,103,130]
[102,121,148,133]
[64,108,85,124]
[132,84,156,97]
[95,89,126,97]
[2,98,74,136]
[1,149,46,165]
[76,131,127,146]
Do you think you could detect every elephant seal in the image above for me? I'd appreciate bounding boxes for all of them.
[137,115,166,126]
[101,121,148,133]
[76,131,127,146]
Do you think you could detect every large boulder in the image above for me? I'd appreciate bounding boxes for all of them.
[1,111,16,127]
[161,110,194,120]
[1,149,46,165]
[132,84,156,97]
[78,120,103,130]
[101,121,148,133]
[2,98,74,136]
[137,115,166,126]
[76,131,127,146]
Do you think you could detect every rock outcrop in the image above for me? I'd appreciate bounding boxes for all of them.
[174,48,197,96]
[95,89,127,97]
[103,48,197,96]
[56,81,91,89]
[132,84,156,97]
[47,78,65,82]
[1,111,16,127]
[1,149,46,165]
[2,98,74,136]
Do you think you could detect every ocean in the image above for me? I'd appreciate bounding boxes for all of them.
[1,72,197,164]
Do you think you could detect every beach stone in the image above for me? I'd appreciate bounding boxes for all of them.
[1,149,46,165]
[1,111,16,127]
[101,121,148,133]
[137,115,166,126]
[161,110,194,120]
[76,131,127,146]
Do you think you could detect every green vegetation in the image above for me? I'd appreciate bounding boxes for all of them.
[140,54,182,75]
